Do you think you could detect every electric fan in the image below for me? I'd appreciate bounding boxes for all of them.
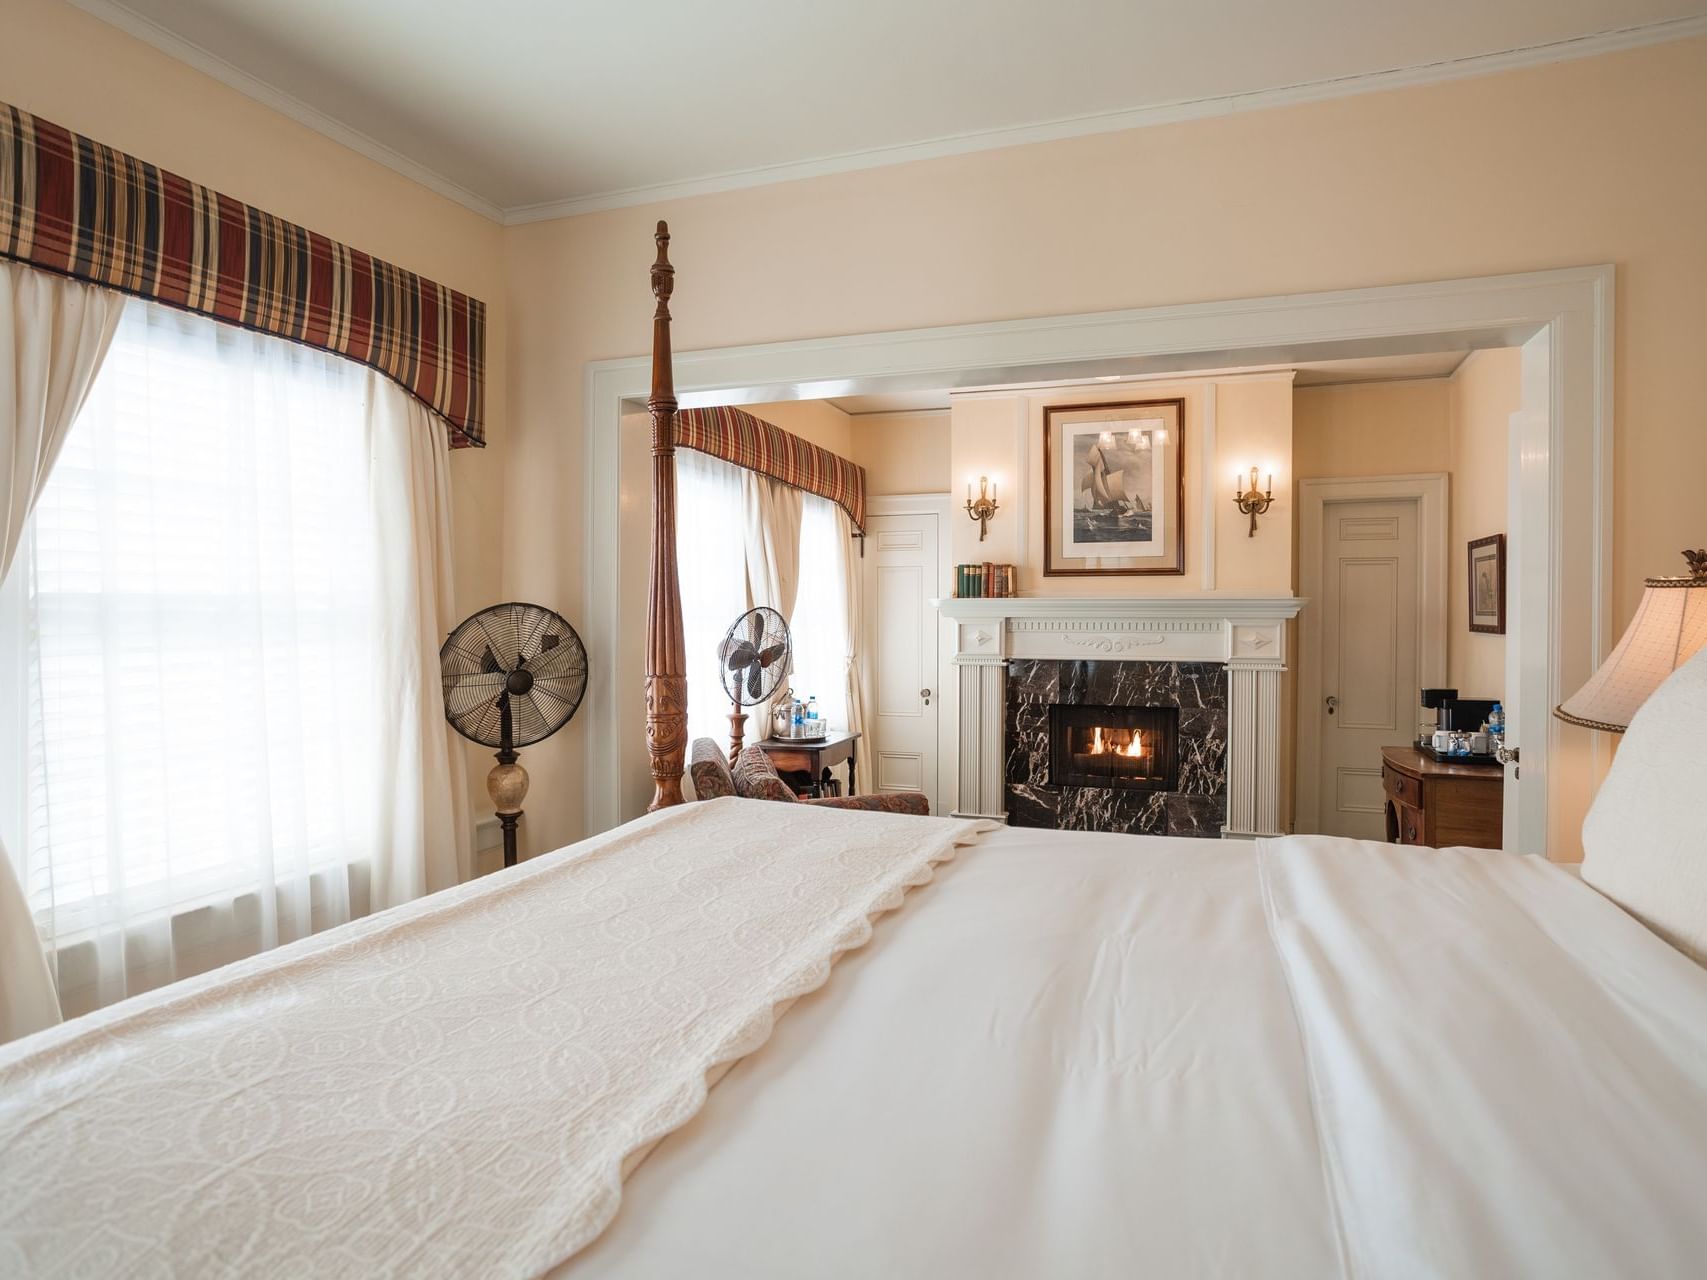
[441,602,588,868]
[718,606,791,763]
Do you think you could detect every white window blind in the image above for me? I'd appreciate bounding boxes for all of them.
[0,299,382,1005]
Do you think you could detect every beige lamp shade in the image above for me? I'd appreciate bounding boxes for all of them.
[1555,567,1707,732]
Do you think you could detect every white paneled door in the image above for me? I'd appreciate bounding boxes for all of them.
[861,509,942,814]
[1316,499,1421,839]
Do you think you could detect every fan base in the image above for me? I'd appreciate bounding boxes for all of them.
[488,759,529,868]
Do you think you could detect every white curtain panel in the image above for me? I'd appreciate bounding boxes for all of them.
[742,471,803,736]
[0,262,123,1044]
[1,297,465,1024]
[792,495,867,788]
[836,506,869,782]
[676,449,751,764]
[364,371,471,905]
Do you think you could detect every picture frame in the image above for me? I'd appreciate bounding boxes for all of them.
[1468,534,1506,634]
[1043,398,1185,576]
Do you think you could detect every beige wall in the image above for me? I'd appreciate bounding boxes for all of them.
[1293,379,1452,480]
[849,411,951,495]
[1448,349,1520,699]
[948,377,1294,595]
[1291,361,1517,703]
[742,399,853,458]
[505,35,1707,848]
[6,0,511,828]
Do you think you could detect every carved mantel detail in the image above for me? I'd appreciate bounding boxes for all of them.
[1062,633,1167,655]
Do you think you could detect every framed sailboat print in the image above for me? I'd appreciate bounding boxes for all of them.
[1043,398,1185,576]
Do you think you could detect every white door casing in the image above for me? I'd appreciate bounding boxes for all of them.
[1296,475,1448,838]
[1503,332,1553,853]
[586,267,1611,851]
[861,495,951,812]
[1315,499,1421,839]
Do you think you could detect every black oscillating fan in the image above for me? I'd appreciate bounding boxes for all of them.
[717,606,791,764]
[441,602,587,868]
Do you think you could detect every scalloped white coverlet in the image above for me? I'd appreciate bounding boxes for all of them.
[0,797,992,1278]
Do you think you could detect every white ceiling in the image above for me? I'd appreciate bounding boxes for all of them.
[75,0,1707,221]
[828,352,1473,414]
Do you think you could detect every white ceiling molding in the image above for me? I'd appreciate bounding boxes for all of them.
[66,0,506,222]
[68,3,1707,228]
[501,15,1707,224]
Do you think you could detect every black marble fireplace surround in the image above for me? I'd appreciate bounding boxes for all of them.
[1006,660,1228,837]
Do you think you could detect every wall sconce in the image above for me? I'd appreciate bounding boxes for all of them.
[1233,466,1273,537]
[965,475,1000,542]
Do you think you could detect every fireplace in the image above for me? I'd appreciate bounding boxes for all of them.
[1005,659,1229,837]
[1050,705,1178,792]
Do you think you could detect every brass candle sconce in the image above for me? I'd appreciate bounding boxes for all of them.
[965,475,1000,542]
[1234,466,1273,537]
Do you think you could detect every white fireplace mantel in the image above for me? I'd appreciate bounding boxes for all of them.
[934,595,1305,837]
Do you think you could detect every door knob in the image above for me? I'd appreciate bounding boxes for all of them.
[1325,695,1338,716]
[921,688,932,706]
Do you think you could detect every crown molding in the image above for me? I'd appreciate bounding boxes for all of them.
[66,0,506,223]
[504,15,1707,224]
[69,3,1707,228]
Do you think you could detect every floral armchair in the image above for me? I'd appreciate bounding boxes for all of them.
[688,739,930,816]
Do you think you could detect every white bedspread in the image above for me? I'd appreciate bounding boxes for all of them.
[7,812,1707,1278]
[0,798,989,1278]
[571,829,1707,1279]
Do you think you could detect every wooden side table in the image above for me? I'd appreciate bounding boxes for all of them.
[1381,746,1503,849]
[756,731,861,799]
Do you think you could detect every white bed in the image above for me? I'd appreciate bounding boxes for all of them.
[572,821,1707,1279]
[6,798,1707,1278]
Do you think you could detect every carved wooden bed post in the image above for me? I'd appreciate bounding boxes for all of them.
[645,221,689,809]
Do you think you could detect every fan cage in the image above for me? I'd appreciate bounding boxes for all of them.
[441,601,588,749]
[719,606,792,706]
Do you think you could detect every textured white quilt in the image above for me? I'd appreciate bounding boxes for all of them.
[7,813,1707,1278]
[0,798,990,1278]
[573,830,1707,1279]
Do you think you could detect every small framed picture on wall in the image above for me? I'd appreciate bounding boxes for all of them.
[1468,534,1506,634]
[1043,398,1185,576]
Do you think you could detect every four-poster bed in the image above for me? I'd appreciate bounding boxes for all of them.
[1,224,1705,1278]
[644,222,689,811]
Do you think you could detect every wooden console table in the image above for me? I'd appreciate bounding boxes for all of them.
[1381,746,1504,849]
[756,731,860,799]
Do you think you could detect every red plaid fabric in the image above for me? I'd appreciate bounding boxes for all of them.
[0,101,486,447]
[677,404,866,531]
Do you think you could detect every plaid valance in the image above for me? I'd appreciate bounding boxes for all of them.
[677,405,866,532]
[0,102,485,446]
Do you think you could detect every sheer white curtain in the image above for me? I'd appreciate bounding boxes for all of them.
[0,297,466,1020]
[676,448,750,763]
[0,262,123,1043]
[791,495,852,730]
[742,472,803,737]
[362,371,471,905]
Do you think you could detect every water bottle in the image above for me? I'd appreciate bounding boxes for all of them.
[1489,702,1505,735]
[806,695,820,728]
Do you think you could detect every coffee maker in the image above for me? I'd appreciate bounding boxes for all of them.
[1419,688,1498,758]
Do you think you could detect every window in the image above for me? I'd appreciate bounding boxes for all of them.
[0,300,383,992]
[788,494,852,734]
[673,454,852,757]
[675,448,752,753]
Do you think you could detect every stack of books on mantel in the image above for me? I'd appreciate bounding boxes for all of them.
[955,562,1017,598]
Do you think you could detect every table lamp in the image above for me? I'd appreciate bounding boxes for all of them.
[1554,549,1707,732]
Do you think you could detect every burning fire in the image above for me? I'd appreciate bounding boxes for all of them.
[1088,726,1145,759]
